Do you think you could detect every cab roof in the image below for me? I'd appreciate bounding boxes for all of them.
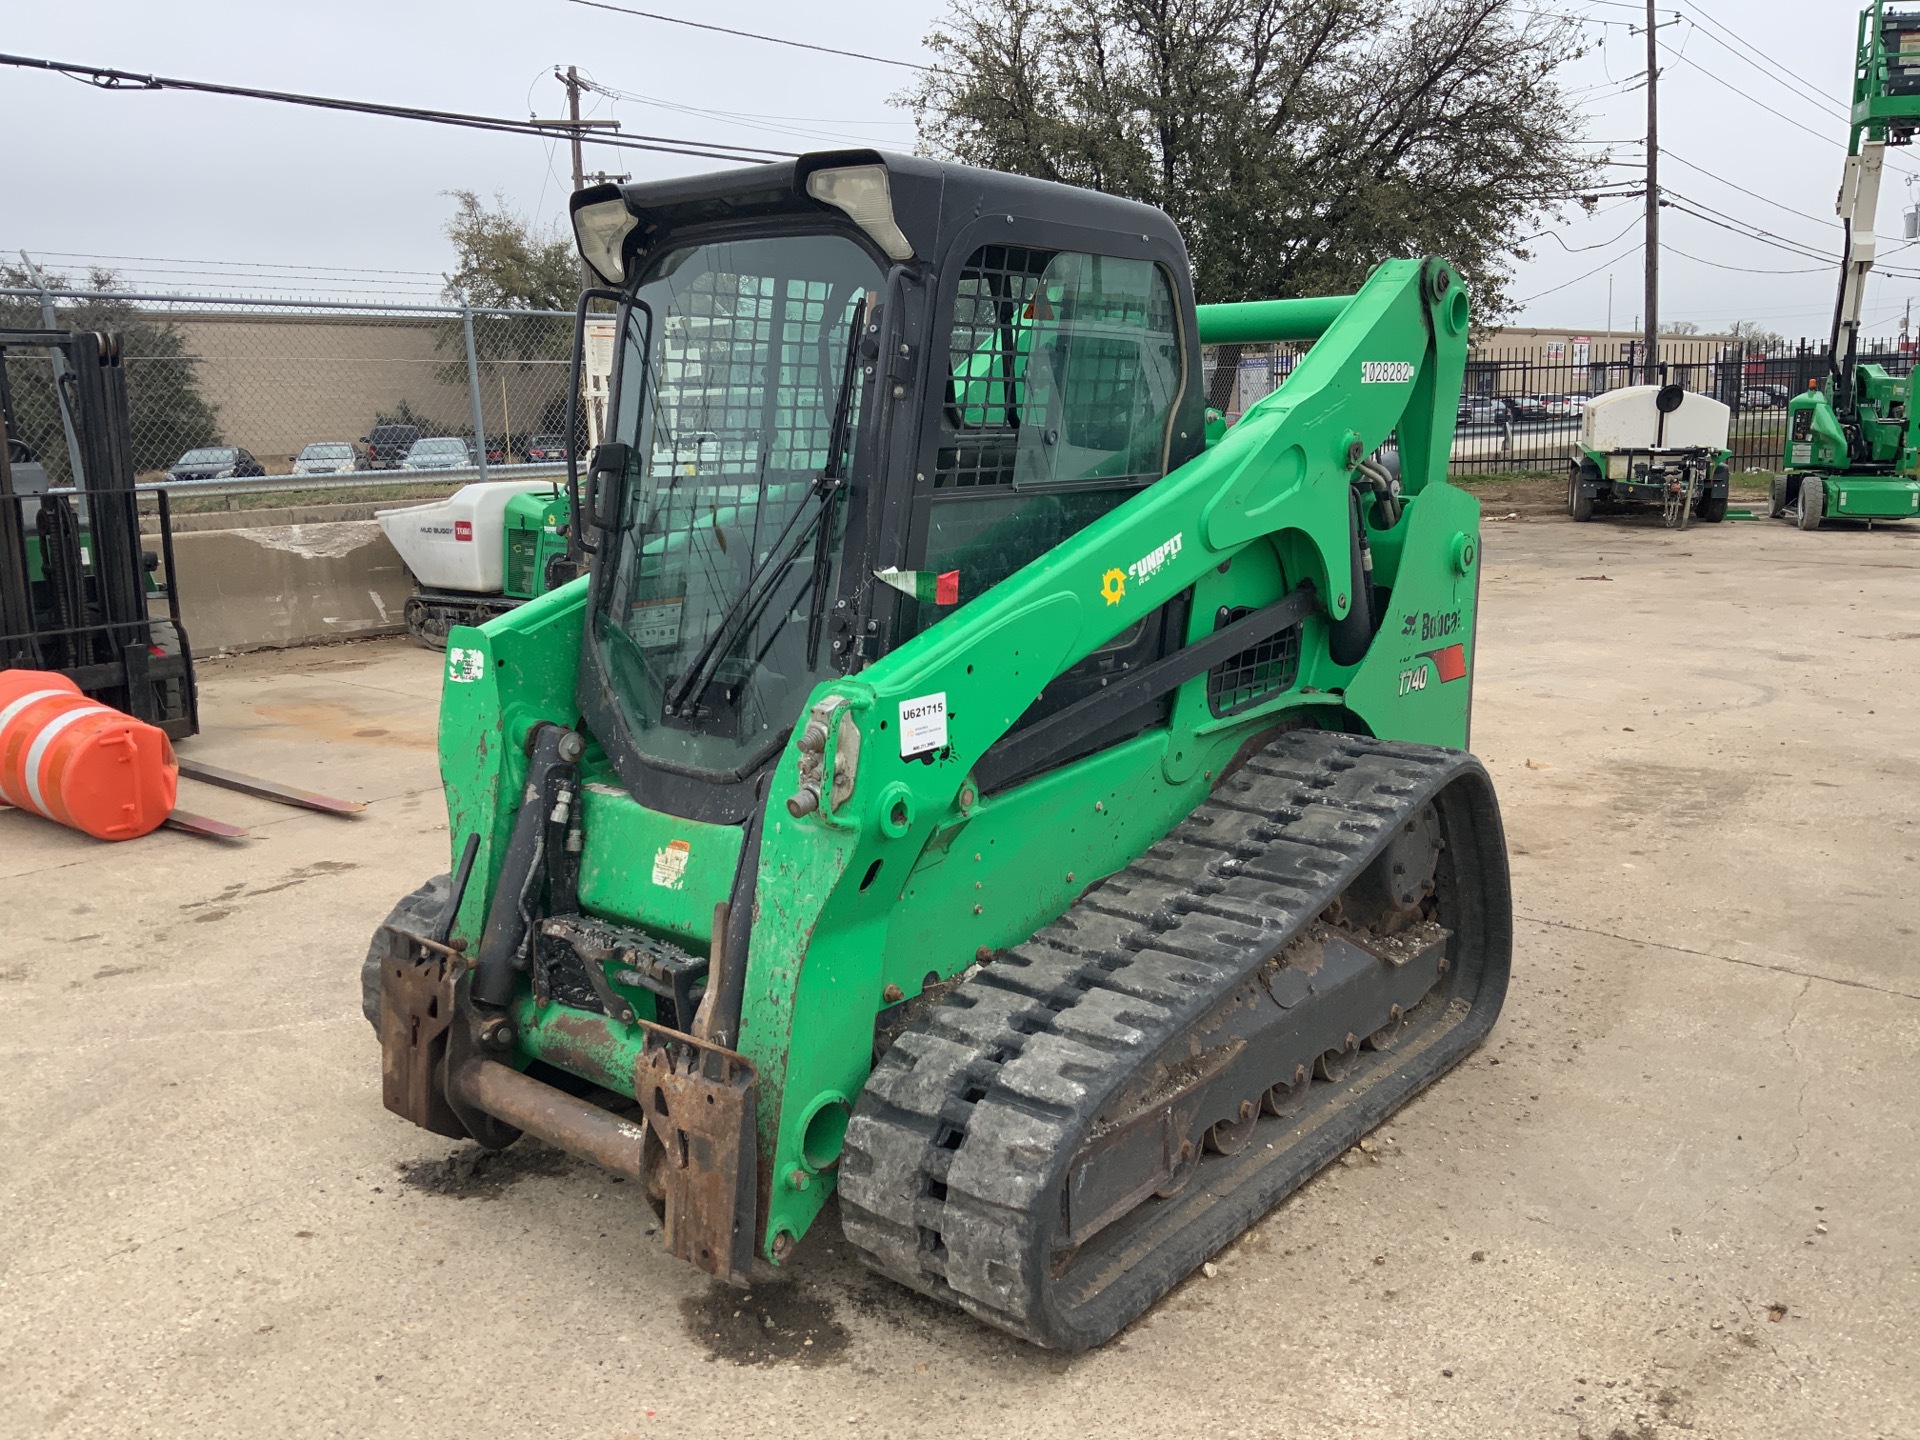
[572,149,1187,275]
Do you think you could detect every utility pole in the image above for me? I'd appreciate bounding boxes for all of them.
[562,65,586,195]
[1643,0,1660,385]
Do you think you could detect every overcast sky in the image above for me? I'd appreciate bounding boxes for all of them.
[0,0,1900,340]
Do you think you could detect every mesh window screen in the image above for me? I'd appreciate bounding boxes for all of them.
[938,246,1180,490]
[589,232,882,776]
[1206,605,1302,716]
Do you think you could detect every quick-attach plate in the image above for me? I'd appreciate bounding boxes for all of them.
[378,925,466,1139]
[636,1025,759,1285]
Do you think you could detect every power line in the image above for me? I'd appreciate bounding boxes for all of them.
[1662,195,1837,264]
[1534,211,1646,254]
[21,249,444,278]
[0,51,789,164]
[1514,235,1646,306]
[1674,1,1851,121]
[567,0,931,71]
[1659,193,1920,278]
[1658,45,1839,150]
[1661,244,1830,276]
[578,77,914,150]
[1657,149,1838,232]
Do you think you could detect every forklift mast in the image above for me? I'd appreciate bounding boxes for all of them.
[0,329,197,738]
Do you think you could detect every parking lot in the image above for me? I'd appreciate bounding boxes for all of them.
[2,504,1916,1440]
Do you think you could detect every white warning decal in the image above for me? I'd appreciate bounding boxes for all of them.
[652,838,691,889]
[899,692,948,758]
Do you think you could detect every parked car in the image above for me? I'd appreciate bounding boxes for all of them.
[1536,393,1589,420]
[1505,394,1553,421]
[401,436,476,471]
[1457,396,1511,426]
[289,441,363,476]
[169,446,265,481]
[521,433,570,463]
[1740,386,1790,409]
[362,424,424,470]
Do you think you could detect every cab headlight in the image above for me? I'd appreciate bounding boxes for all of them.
[573,196,640,285]
[806,164,914,261]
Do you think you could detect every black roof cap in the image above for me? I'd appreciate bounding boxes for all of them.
[572,149,1184,270]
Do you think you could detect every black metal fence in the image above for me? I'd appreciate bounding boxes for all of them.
[1205,335,1918,479]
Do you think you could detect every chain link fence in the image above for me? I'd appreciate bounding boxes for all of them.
[0,285,578,491]
[5,281,1910,494]
[1203,334,1916,479]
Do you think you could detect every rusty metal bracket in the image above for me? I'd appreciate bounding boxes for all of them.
[635,1020,760,1286]
[377,925,468,1139]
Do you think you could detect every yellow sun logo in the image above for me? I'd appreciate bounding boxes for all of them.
[1100,568,1126,605]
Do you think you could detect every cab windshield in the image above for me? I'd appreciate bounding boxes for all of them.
[591,231,881,776]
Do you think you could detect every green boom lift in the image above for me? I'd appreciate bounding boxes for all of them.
[1776,2,1920,528]
[365,151,1512,1351]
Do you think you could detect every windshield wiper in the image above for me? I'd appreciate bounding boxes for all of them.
[664,296,868,720]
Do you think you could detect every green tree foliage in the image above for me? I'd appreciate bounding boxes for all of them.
[0,266,222,480]
[440,190,578,312]
[435,191,578,441]
[904,0,1599,320]
[372,398,452,437]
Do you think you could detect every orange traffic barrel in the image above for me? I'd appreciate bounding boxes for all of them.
[0,669,177,840]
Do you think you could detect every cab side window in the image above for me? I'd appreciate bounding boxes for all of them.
[912,246,1184,623]
[940,246,1182,491]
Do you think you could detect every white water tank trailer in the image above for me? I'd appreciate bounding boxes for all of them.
[1581,385,1730,454]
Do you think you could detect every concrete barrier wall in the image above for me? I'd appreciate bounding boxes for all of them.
[172,521,412,654]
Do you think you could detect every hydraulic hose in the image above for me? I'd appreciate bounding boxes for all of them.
[472,723,584,1008]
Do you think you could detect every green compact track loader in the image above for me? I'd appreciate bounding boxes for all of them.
[366,151,1512,1351]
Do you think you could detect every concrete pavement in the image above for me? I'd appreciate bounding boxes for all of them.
[1,506,1914,1439]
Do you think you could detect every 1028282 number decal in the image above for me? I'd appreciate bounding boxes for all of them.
[1361,361,1415,384]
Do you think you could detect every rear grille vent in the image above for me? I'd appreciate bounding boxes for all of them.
[1206,605,1301,716]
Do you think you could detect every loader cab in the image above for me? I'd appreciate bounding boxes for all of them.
[569,151,1207,822]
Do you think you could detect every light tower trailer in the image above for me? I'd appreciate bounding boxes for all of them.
[1569,383,1732,530]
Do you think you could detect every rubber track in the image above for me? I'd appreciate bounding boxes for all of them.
[838,729,1510,1350]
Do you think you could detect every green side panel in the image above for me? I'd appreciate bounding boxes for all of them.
[1344,484,1480,743]
[437,576,588,947]
[1785,392,1848,471]
[500,487,568,601]
[1824,475,1920,517]
[574,776,742,946]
